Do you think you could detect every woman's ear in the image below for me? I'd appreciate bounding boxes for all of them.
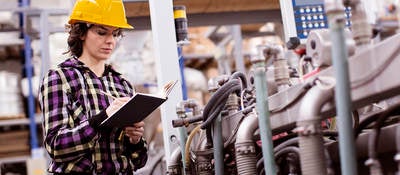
[80,33,86,41]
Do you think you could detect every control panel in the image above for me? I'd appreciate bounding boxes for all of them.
[280,0,351,43]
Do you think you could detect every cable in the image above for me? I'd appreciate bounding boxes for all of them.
[230,71,248,89]
[369,102,400,159]
[354,109,383,139]
[202,80,240,122]
[201,81,241,129]
[274,137,299,153]
[185,125,202,167]
[275,146,300,159]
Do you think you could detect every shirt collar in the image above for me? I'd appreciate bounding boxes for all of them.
[59,56,122,76]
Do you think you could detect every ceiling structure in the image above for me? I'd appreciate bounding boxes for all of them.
[123,0,284,71]
[124,0,282,30]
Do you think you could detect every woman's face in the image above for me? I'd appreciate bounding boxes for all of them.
[81,25,122,61]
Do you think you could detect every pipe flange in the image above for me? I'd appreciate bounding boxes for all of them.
[295,123,322,136]
[235,145,256,155]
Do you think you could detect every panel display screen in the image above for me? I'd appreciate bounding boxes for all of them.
[294,0,324,6]
[291,0,351,39]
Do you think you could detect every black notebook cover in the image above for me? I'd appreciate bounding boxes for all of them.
[100,80,177,128]
[100,93,166,128]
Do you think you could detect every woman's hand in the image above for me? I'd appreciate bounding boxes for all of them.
[124,121,145,144]
[105,97,130,117]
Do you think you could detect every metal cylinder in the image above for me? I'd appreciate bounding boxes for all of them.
[348,1,371,47]
[298,120,327,175]
[296,76,335,175]
[173,5,189,45]
[235,113,258,175]
[306,29,355,67]
[273,58,290,89]
[235,142,257,175]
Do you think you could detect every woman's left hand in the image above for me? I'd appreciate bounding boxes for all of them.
[124,121,145,144]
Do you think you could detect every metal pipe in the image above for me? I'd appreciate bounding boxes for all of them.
[205,79,224,175]
[251,45,277,175]
[212,113,224,175]
[176,101,188,175]
[235,113,258,175]
[21,0,39,154]
[325,1,358,175]
[345,0,371,48]
[231,25,246,74]
[175,99,201,174]
[296,77,335,175]
[272,45,290,91]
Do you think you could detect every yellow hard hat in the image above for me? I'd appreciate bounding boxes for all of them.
[68,0,133,29]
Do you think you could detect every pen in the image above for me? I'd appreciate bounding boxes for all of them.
[100,90,125,141]
[100,90,117,100]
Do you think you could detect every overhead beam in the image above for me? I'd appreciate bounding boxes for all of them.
[128,9,282,30]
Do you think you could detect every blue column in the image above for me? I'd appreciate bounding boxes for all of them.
[21,0,39,151]
[178,46,188,100]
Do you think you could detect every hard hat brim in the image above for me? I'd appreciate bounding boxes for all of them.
[68,19,134,30]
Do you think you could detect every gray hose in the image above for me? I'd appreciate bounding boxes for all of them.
[235,112,258,175]
[230,71,248,89]
[296,77,335,175]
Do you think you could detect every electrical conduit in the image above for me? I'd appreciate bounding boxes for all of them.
[235,112,259,175]
[296,76,335,175]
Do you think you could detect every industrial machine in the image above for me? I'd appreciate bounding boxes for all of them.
[163,0,400,174]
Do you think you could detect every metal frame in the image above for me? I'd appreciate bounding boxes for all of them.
[127,9,281,30]
[148,0,182,165]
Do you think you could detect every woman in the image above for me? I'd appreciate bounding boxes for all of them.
[38,0,147,174]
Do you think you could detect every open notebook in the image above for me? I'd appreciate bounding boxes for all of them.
[100,80,178,128]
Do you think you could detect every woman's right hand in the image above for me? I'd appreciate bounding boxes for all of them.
[106,97,130,117]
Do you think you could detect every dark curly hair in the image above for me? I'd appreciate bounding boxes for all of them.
[64,23,124,57]
[64,23,90,58]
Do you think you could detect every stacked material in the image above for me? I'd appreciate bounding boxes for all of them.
[0,128,30,158]
[0,71,24,118]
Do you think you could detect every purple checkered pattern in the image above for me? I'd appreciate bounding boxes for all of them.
[39,57,147,174]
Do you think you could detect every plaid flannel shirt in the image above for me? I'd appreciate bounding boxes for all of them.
[39,57,147,174]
